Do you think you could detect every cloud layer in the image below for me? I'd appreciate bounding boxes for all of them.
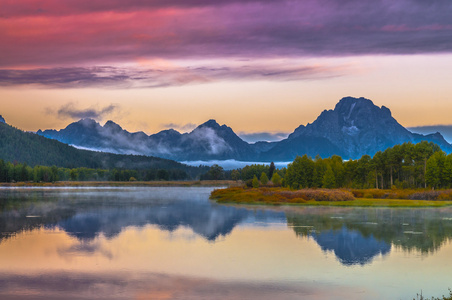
[48,103,118,120]
[239,132,289,143]
[0,63,345,88]
[1,0,452,69]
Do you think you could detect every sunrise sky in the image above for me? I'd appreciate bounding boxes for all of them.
[1,0,452,141]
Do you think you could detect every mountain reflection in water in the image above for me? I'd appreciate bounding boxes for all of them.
[1,188,452,267]
[312,227,391,265]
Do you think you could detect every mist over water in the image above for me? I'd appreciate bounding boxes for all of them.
[1,187,452,299]
[181,160,291,170]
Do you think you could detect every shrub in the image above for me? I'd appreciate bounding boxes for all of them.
[245,179,253,188]
[252,175,260,188]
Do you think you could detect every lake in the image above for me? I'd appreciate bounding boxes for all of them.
[0,187,451,299]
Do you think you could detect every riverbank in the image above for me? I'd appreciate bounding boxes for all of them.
[210,187,452,207]
[0,180,240,188]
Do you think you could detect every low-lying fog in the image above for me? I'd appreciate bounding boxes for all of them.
[181,160,291,170]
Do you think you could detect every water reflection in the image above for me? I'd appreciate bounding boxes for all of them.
[0,188,286,243]
[1,188,452,266]
[287,208,452,256]
[2,188,452,299]
[312,227,391,265]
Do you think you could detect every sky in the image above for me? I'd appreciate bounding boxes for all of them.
[1,0,452,141]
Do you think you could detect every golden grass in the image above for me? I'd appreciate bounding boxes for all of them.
[210,187,452,207]
[211,187,354,205]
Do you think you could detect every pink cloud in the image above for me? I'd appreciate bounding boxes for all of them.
[1,0,452,68]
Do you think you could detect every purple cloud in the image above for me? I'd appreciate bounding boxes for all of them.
[50,103,118,119]
[0,63,346,88]
[1,0,452,69]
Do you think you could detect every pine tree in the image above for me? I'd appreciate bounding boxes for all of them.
[322,165,336,188]
[252,175,260,188]
[260,172,269,185]
[268,162,275,179]
[271,173,282,186]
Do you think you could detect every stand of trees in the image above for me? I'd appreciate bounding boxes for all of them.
[0,160,188,182]
[0,122,207,179]
[3,139,450,188]
[200,163,286,183]
[284,141,449,189]
[207,141,450,190]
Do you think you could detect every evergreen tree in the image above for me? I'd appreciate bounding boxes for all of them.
[426,152,445,188]
[268,162,275,179]
[207,164,225,180]
[260,172,269,185]
[271,173,282,186]
[252,175,260,188]
[322,165,336,188]
[231,169,240,181]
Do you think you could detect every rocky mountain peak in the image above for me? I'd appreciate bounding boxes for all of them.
[288,96,416,158]
[0,115,5,124]
[334,97,391,124]
[103,120,123,132]
[198,119,221,130]
[33,96,452,162]
[75,118,100,128]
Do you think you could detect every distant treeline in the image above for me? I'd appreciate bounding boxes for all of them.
[0,122,207,179]
[200,162,285,182]
[0,160,189,182]
[201,141,452,190]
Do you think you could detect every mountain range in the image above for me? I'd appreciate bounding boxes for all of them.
[0,120,205,177]
[35,96,452,161]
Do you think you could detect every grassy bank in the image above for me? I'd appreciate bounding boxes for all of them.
[0,180,240,188]
[210,187,452,207]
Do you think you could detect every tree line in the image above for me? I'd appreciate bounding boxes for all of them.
[0,160,188,182]
[201,141,452,190]
[0,122,207,178]
[283,141,450,189]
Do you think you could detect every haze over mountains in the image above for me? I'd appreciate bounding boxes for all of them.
[36,97,452,162]
[0,119,204,177]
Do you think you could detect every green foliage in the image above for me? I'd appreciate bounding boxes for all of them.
[282,141,446,190]
[0,159,190,183]
[260,172,269,185]
[252,175,260,188]
[231,169,241,181]
[284,155,314,189]
[322,165,336,188]
[240,164,269,181]
[268,162,275,179]
[271,173,282,186]
[0,122,206,179]
[200,164,225,180]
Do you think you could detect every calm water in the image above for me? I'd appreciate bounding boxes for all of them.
[1,187,452,300]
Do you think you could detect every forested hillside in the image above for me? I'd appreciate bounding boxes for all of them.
[0,122,206,178]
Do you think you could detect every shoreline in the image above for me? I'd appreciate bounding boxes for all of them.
[0,180,240,188]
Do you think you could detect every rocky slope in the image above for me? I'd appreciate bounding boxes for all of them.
[36,97,452,161]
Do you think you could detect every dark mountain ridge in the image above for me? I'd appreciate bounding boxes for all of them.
[0,121,204,177]
[35,97,452,161]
